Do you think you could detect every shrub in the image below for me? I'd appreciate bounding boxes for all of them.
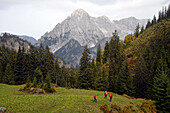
[100,105,110,113]
[52,88,56,93]
[19,88,24,91]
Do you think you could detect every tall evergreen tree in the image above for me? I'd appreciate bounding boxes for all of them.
[134,23,140,38]
[96,44,102,67]
[140,25,144,34]
[44,45,55,83]
[14,46,24,85]
[134,51,148,98]
[54,59,61,85]
[3,63,15,84]
[108,30,121,92]
[78,45,91,89]
[117,61,129,95]
[103,41,109,64]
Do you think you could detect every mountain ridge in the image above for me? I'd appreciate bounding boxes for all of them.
[38,9,148,53]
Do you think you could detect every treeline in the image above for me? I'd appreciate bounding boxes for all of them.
[122,4,170,49]
[0,43,75,88]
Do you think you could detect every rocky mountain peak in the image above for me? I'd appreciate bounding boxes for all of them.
[71,8,89,17]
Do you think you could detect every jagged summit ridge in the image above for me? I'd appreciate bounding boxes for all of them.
[39,9,147,53]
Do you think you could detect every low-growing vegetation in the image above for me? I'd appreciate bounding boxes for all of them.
[0,84,153,113]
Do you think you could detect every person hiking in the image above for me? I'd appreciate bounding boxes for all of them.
[109,93,112,102]
[94,94,97,103]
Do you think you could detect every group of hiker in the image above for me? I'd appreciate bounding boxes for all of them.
[93,91,112,103]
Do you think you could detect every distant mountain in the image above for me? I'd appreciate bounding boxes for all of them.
[54,39,84,65]
[0,33,31,52]
[39,9,148,53]
[38,8,148,65]
[18,35,37,45]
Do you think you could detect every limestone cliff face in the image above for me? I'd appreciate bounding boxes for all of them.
[0,33,31,52]
[39,9,147,53]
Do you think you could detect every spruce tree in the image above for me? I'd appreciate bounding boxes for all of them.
[102,41,109,64]
[14,46,24,85]
[54,59,61,85]
[4,63,14,84]
[134,51,148,98]
[117,62,129,95]
[108,30,121,92]
[44,45,55,83]
[32,77,37,88]
[78,45,91,89]
[96,44,102,67]
[44,73,52,93]
[134,23,140,38]
[153,70,169,112]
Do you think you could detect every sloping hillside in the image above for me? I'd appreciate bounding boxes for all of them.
[125,19,170,74]
[0,84,154,113]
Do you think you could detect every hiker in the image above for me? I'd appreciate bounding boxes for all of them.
[109,93,112,102]
[94,94,97,103]
[104,91,107,98]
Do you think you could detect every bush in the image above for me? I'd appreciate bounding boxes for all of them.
[100,105,110,113]
[52,88,56,93]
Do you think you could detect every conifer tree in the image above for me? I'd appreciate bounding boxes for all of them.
[4,63,14,84]
[34,68,43,87]
[117,62,129,95]
[44,45,55,83]
[96,44,102,67]
[44,73,53,93]
[54,59,61,85]
[32,77,37,88]
[14,46,24,85]
[103,41,109,64]
[134,51,148,98]
[26,76,31,88]
[134,23,140,38]
[140,25,144,34]
[108,30,121,92]
[153,69,169,112]
[78,45,91,89]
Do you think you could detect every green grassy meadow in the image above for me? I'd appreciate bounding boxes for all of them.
[0,84,153,113]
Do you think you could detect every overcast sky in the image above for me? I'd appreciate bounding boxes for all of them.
[0,0,169,40]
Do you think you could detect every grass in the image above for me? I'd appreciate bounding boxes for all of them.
[0,84,153,113]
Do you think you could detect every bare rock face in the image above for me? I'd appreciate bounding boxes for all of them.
[38,9,148,53]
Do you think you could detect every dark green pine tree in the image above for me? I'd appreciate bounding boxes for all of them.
[108,30,121,93]
[102,41,109,64]
[167,4,170,18]
[78,45,91,89]
[14,46,24,85]
[117,61,129,95]
[26,76,31,88]
[44,73,53,93]
[54,59,61,85]
[140,25,144,34]
[134,23,140,38]
[3,63,15,84]
[153,70,170,112]
[34,68,43,88]
[126,75,135,97]
[0,63,3,83]
[96,44,102,67]
[32,76,37,88]
[44,45,55,83]
[91,59,98,89]
[28,45,38,81]
[108,37,115,92]
[152,15,157,25]
[134,51,148,98]
[145,20,151,29]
